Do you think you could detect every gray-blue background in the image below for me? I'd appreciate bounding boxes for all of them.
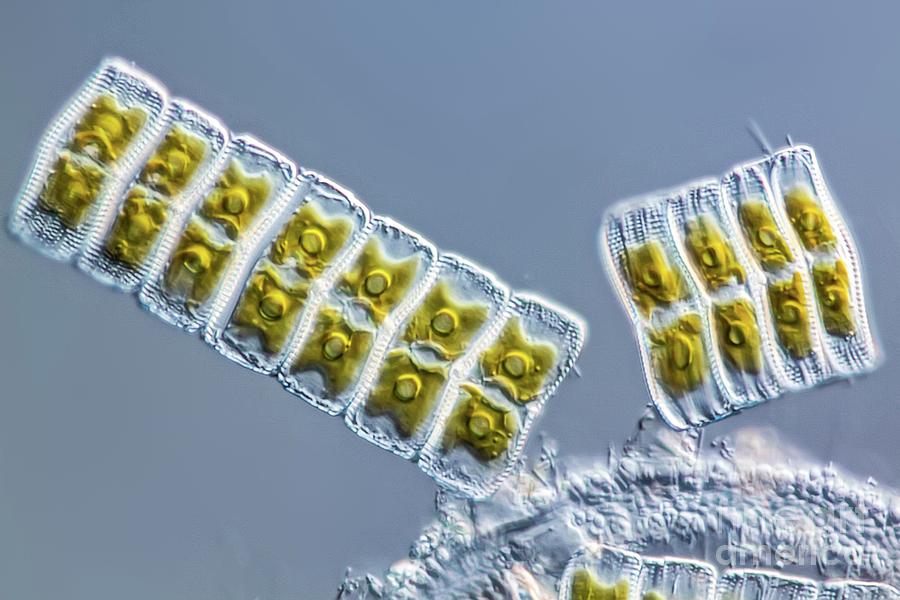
[1,2,898,598]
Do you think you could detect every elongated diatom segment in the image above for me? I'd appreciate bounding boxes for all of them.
[818,581,900,600]
[344,255,509,459]
[668,182,782,409]
[602,196,729,430]
[8,58,587,499]
[10,58,168,261]
[207,174,371,374]
[637,557,718,600]
[418,294,585,498]
[138,135,297,333]
[78,100,230,291]
[716,571,820,600]
[279,218,438,416]
[560,545,643,600]
[769,147,878,376]
[720,163,829,391]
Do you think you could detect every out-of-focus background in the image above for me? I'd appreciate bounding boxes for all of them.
[1,2,898,598]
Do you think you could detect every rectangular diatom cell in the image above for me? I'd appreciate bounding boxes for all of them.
[767,146,878,376]
[10,58,169,262]
[78,100,230,291]
[278,218,438,416]
[818,581,900,600]
[637,557,718,600]
[720,162,829,391]
[716,570,819,600]
[205,173,371,374]
[602,196,730,430]
[344,254,510,459]
[418,294,585,498]
[560,544,643,600]
[666,181,781,410]
[138,135,297,333]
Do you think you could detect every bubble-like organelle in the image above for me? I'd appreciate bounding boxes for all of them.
[338,416,900,599]
[8,58,586,499]
[601,148,878,431]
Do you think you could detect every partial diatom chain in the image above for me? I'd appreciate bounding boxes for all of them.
[8,58,586,499]
[601,147,878,430]
[560,546,895,600]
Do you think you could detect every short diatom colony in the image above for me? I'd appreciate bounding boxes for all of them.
[9,58,586,499]
[601,148,878,430]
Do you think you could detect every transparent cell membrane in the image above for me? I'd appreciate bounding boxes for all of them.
[338,414,900,598]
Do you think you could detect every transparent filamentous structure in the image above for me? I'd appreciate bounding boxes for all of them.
[7,57,587,499]
[338,414,900,599]
[600,148,879,430]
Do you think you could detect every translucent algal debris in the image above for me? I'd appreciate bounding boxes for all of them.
[601,145,878,430]
[338,414,900,598]
[8,57,586,499]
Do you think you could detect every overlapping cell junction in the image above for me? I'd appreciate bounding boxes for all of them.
[8,57,585,499]
[338,416,900,599]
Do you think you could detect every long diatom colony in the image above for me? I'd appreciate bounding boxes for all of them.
[600,148,878,430]
[7,56,892,600]
[338,417,900,599]
[8,58,586,499]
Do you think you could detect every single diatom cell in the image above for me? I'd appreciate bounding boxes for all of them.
[270,201,355,277]
[442,383,517,462]
[571,570,630,600]
[337,235,422,324]
[738,201,794,272]
[39,152,106,228]
[402,280,491,360]
[199,160,272,241]
[138,125,207,196]
[291,306,375,397]
[812,259,854,336]
[683,216,745,290]
[560,545,644,600]
[365,348,449,438]
[163,219,234,306]
[104,185,169,266]
[783,187,836,252]
[713,299,762,374]
[638,556,718,600]
[69,94,147,166]
[648,313,707,397]
[623,241,687,316]
[480,316,558,403]
[229,266,309,354]
[767,273,813,359]
[9,58,586,499]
